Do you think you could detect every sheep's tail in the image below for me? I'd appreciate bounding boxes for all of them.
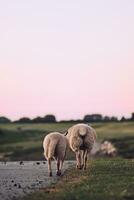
[78,127,97,141]
[78,127,87,137]
[44,140,57,160]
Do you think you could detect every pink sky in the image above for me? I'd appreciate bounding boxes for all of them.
[0,1,134,120]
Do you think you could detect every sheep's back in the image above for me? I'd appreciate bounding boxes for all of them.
[43,132,68,159]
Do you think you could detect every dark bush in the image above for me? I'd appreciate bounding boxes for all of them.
[0,116,11,123]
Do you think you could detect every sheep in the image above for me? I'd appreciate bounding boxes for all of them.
[43,132,68,177]
[65,123,97,170]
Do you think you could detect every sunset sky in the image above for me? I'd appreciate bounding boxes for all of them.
[0,0,134,120]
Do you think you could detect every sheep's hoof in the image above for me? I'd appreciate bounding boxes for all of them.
[81,164,84,169]
[49,172,52,177]
[56,171,61,176]
[76,165,82,170]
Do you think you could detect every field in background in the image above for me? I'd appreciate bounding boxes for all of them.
[0,122,134,161]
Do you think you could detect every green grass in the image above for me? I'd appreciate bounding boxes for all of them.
[110,136,134,158]
[0,122,134,199]
[0,123,75,160]
[23,158,134,200]
[0,122,134,160]
[95,122,134,140]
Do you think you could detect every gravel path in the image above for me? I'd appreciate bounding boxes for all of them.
[0,161,75,200]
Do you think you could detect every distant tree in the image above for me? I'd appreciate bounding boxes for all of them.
[14,117,31,123]
[0,116,11,123]
[120,117,126,122]
[110,116,118,122]
[83,115,91,122]
[130,113,134,121]
[59,119,82,123]
[103,116,111,122]
[83,114,103,122]
[43,115,56,123]
[32,115,56,123]
[32,117,44,123]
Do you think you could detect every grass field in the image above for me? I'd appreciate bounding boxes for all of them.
[0,122,134,160]
[23,158,134,200]
[0,122,134,200]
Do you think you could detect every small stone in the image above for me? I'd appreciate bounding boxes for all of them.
[39,181,43,184]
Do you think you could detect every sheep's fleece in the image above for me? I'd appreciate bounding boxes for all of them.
[66,123,97,152]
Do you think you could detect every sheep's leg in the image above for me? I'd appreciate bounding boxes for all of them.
[76,151,82,169]
[48,158,52,176]
[83,150,88,170]
[81,150,85,169]
[58,160,64,176]
[56,159,61,176]
[76,152,79,169]
[57,159,60,171]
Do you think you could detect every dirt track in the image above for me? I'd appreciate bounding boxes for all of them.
[0,161,75,200]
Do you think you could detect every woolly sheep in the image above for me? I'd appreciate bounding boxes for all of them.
[43,132,68,177]
[65,123,97,170]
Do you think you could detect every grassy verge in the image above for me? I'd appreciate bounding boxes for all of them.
[23,158,134,200]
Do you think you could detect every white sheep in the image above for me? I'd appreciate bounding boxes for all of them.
[43,132,68,177]
[65,123,97,170]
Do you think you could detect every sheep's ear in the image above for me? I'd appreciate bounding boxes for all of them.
[64,131,68,136]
